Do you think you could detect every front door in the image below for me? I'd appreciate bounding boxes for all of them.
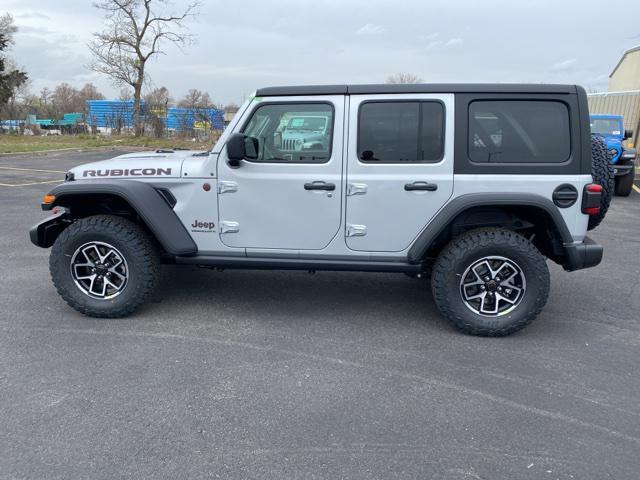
[345,94,454,252]
[217,97,344,250]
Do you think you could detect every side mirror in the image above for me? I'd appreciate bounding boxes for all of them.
[624,129,633,140]
[225,133,259,167]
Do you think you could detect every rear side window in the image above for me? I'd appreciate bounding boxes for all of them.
[358,101,445,163]
[468,100,571,164]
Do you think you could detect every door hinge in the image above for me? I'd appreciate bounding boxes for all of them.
[347,183,367,196]
[346,224,367,237]
[218,181,238,194]
[220,221,239,234]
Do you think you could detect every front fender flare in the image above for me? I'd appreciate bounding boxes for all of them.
[40,180,197,256]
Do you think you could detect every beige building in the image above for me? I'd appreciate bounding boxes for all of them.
[588,45,640,147]
[609,45,640,91]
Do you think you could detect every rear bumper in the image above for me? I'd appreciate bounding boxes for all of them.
[563,237,603,271]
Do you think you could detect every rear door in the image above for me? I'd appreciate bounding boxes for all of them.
[345,94,454,252]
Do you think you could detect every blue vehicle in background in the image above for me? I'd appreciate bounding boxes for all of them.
[590,114,637,196]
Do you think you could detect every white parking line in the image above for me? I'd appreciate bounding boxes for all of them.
[0,165,64,187]
[0,166,65,173]
[0,179,62,187]
[633,184,640,194]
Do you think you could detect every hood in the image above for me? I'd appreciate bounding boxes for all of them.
[68,149,208,180]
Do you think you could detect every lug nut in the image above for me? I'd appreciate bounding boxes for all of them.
[480,285,486,290]
[484,276,490,281]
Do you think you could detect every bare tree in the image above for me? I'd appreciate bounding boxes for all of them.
[144,86,171,137]
[73,83,104,120]
[119,87,133,101]
[78,83,105,103]
[385,73,423,84]
[144,85,171,109]
[39,87,51,108]
[177,88,213,108]
[88,0,200,136]
[51,82,79,116]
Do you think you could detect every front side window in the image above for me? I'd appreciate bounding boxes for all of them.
[468,100,571,164]
[358,101,445,163]
[242,103,333,163]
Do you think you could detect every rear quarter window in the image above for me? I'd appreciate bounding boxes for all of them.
[468,100,571,164]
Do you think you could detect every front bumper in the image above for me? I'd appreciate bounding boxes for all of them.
[563,237,603,271]
[29,207,71,248]
[613,149,637,176]
[613,163,635,177]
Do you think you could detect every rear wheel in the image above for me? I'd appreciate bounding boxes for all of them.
[50,215,160,318]
[431,228,550,336]
[614,170,634,197]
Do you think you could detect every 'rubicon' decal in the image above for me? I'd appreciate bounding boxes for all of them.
[82,168,172,177]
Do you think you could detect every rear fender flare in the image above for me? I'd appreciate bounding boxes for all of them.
[407,193,573,263]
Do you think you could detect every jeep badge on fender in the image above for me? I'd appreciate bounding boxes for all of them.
[29,83,609,336]
[191,220,215,232]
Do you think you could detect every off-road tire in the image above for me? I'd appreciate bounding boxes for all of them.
[588,135,614,230]
[614,170,634,197]
[431,228,550,336]
[50,215,160,318]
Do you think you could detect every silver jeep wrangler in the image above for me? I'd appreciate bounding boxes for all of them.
[30,83,610,336]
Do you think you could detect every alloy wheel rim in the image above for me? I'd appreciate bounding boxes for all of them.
[70,241,129,299]
[459,256,526,317]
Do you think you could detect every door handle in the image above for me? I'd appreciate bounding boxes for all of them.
[304,181,335,191]
[404,181,437,192]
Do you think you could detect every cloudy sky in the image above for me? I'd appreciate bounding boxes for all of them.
[4,0,640,105]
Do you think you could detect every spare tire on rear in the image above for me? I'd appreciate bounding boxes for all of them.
[588,135,614,231]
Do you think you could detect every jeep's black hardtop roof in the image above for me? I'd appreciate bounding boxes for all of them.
[255,83,579,97]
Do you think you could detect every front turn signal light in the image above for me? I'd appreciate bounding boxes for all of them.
[42,194,56,205]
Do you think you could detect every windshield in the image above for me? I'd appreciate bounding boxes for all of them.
[286,117,326,131]
[590,118,622,136]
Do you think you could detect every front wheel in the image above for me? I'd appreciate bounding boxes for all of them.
[49,215,160,318]
[431,228,550,336]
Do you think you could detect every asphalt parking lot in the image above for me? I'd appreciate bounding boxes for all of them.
[1,149,639,479]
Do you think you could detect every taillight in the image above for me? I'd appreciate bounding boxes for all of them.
[582,184,602,216]
[584,206,600,215]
